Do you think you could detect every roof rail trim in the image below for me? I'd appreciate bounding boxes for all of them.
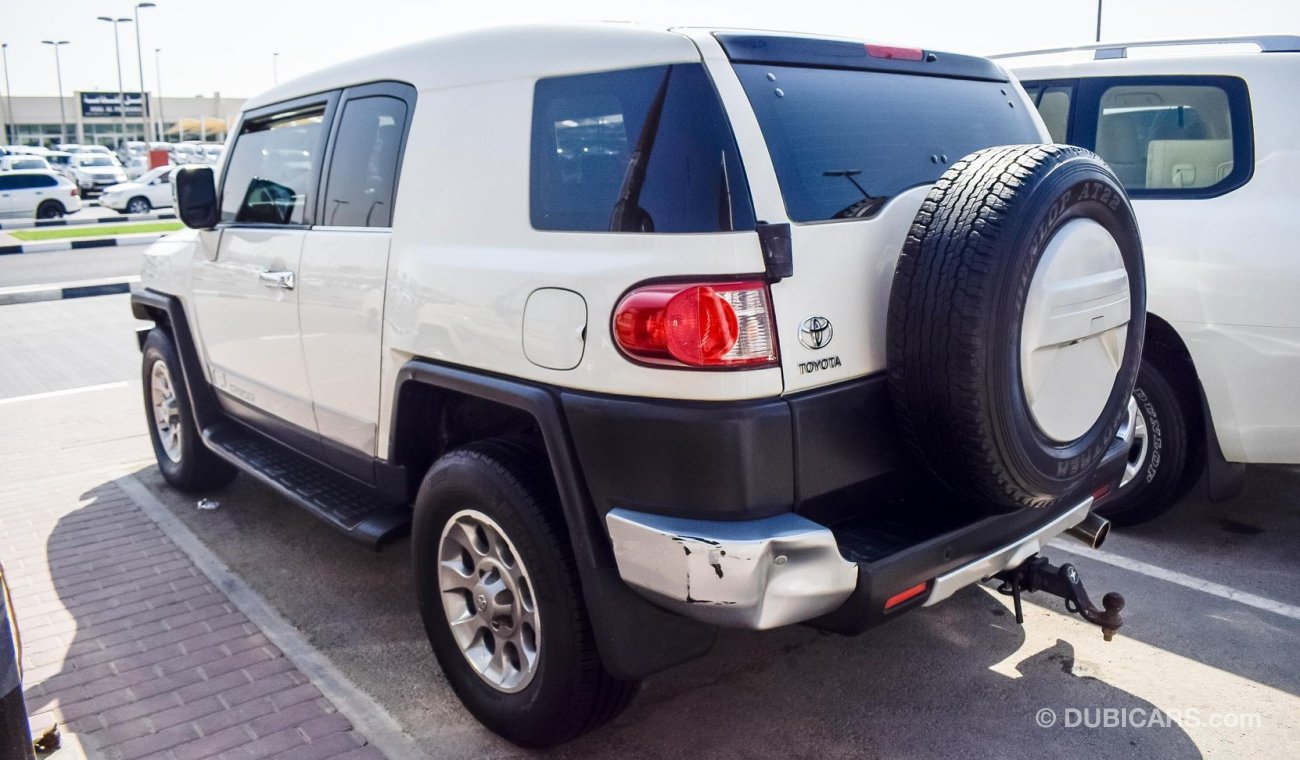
[991,35,1300,61]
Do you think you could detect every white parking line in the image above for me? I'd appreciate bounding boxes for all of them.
[0,381,130,406]
[1051,539,1300,622]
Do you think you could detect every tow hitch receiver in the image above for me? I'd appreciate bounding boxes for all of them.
[995,556,1126,641]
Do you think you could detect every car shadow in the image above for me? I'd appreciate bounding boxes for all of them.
[114,467,1212,759]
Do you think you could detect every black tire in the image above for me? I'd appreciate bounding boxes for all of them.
[887,144,1146,511]
[1097,360,1197,525]
[126,196,151,214]
[412,438,636,748]
[141,329,236,492]
[35,201,64,220]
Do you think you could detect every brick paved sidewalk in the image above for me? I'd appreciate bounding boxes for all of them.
[0,383,388,760]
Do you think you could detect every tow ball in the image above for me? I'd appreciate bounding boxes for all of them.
[994,556,1126,641]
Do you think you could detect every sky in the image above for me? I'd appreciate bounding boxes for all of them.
[1,0,1298,99]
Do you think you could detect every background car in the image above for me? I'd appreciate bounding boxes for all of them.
[67,154,128,196]
[0,170,82,219]
[1004,35,1300,524]
[0,156,52,172]
[99,165,174,214]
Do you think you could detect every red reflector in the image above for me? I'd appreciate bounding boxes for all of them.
[866,44,924,61]
[1092,484,1113,501]
[884,582,929,610]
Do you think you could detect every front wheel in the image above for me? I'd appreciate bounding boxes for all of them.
[141,329,236,492]
[126,196,151,214]
[411,439,636,748]
[1097,362,1194,525]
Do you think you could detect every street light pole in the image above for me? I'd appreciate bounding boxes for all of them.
[154,48,165,142]
[41,41,70,145]
[97,16,133,149]
[0,43,12,145]
[1096,0,1103,42]
[133,3,156,143]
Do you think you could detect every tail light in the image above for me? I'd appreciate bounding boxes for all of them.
[70,187,79,197]
[614,280,778,368]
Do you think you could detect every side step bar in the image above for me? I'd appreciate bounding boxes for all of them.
[202,423,411,550]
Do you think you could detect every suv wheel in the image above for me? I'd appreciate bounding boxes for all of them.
[1098,361,1194,525]
[888,144,1146,511]
[412,439,637,748]
[141,329,236,492]
[35,201,65,220]
[126,196,151,214]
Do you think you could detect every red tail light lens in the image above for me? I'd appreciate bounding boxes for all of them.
[866,44,925,61]
[70,187,79,197]
[614,280,778,368]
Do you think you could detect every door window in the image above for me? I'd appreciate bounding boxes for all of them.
[321,96,408,227]
[221,106,326,225]
[1094,83,1235,191]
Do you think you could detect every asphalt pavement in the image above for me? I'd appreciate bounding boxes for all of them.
[2,294,1297,759]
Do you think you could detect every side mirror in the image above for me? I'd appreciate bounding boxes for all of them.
[174,165,219,229]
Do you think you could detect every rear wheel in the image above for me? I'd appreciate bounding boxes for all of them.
[412,439,637,748]
[887,144,1146,511]
[141,329,236,492]
[126,196,151,214]
[35,201,65,220]
[1098,361,1195,525]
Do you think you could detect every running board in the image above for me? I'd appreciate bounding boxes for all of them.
[202,423,410,550]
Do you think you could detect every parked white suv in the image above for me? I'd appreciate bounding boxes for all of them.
[0,170,82,219]
[67,154,128,195]
[1002,36,1300,524]
[134,25,1145,746]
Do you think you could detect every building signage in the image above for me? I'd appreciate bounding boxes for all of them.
[79,91,149,118]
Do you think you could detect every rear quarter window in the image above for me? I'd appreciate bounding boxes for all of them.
[530,64,755,233]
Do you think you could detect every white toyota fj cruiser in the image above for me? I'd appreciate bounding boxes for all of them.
[1003,36,1300,525]
[134,25,1145,746]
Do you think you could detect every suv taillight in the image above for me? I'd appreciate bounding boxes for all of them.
[70,187,79,197]
[613,280,778,368]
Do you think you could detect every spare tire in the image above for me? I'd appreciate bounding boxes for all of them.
[887,144,1145,511]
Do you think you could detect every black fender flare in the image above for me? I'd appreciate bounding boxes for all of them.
[391,360,716,679]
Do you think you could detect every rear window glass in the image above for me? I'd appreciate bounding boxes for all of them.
[732,64,1042,222]
[530,64,755,233]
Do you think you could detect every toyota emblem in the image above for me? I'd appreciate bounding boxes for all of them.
[798,316,833,350]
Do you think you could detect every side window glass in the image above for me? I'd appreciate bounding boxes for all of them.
[0,176,15,191]
[221,106,326,225]
[530,64,755,233]
[322,95,408,227]
[1036,86,1072,143]
[1094,84,1234,191]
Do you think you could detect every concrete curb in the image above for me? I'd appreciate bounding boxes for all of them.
[0,234,164,256]
[0,276,139,306]
[117,474,429,760]
[0,211,177,231]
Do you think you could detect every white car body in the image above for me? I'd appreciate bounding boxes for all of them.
[68,154,129,195]
[0,170,82,219]
[1006,38,1300,466]
[100,165,175,213]
[0,156,52,172]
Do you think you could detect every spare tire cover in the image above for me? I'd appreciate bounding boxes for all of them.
[886,144,1146,511]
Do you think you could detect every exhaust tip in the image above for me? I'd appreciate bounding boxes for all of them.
[1067,513,1111,550]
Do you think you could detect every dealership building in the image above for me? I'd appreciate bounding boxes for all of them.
[1,91,244,147]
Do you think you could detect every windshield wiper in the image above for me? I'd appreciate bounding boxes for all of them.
[609,67,673,232]
[824,169,888,219]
